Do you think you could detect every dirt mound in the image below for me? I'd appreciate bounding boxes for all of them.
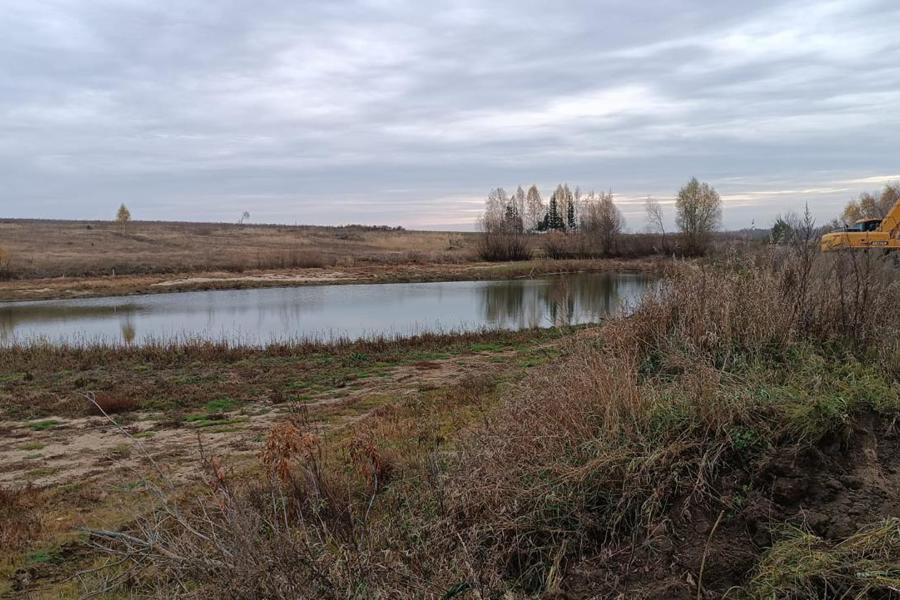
[559,416,900,599]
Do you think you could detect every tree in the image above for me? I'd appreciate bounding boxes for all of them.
[582,192,624,255]
[770,215,793,244]
[841,183,900,224]
[675,177,721,255]
[645,196,670,252]
[525,185,545,232]
[546,189,566,232]
[513,186,526,229]
[478,187,530,261]
[554,184,575,232]
[566,195,577,231]
[116,204,131,225]
[239,211,251,224]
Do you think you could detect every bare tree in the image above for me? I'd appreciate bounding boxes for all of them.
[645,196,670,253]
[675,178,721,255]
[239,211,251,225]
[582,191,624,255]
[513,186,526,229]
[478,188,529,261]
[525,185,545,232]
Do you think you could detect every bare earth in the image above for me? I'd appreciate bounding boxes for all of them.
[0,348,512,489]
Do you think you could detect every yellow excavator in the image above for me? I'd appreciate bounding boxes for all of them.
[820,199,900,252]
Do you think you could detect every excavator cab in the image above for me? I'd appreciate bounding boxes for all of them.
[842,218,882,233]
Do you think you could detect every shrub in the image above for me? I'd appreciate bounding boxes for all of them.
[87,392,139,415]
[477,231,531,261]
[539,231,578,259]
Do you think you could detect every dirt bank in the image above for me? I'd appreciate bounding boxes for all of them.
[560,415,900,598]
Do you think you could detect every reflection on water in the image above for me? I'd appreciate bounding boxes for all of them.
[120,320,136,345]
[0,273,652,346]
[480,272,641,328]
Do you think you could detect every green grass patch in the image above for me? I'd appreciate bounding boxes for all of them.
[26,548,64,566]
[28,420,59,431]
[205,397,237,413]
[0,372,26,383]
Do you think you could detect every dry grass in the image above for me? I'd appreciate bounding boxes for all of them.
[0,219,478,278]
[0,486,43,552]
[62,248,900,597]
[430,248,900,592]
[0,245,10,280]
[746,519,900,598]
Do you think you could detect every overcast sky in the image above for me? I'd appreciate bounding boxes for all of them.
[2,0,899,230]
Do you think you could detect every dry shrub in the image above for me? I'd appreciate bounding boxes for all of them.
[617,232,669,257]
[87,392,139,415]
[477,231,531,261]
[540,232,580,259]
[260,421,321,484]
[347,430,395,491]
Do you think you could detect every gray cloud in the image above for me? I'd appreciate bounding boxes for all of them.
[1,0,899,229]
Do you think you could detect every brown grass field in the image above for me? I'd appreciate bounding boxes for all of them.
[0,219,478,279]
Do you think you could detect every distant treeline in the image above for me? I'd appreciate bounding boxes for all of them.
[478,178,722,260]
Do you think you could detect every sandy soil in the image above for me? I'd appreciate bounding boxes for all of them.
[0,348,512,489]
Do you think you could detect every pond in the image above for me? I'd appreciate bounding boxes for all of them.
[0,272,653,346]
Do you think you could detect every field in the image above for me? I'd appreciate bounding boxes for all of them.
[2,221,900,598]
[0,219,478,278]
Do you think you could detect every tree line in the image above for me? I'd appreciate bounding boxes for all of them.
[479,177,722,260]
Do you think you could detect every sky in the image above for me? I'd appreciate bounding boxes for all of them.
[1,0,899,231]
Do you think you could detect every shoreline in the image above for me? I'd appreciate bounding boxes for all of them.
[0,257,668,303]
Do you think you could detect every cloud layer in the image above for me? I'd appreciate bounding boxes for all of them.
[2,0,899,229]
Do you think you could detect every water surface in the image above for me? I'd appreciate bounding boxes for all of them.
[1,272,651,346]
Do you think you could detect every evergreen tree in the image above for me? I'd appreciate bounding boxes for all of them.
[547,192,565,231]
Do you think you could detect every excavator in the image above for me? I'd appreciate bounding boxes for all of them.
[820,198,900,252]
